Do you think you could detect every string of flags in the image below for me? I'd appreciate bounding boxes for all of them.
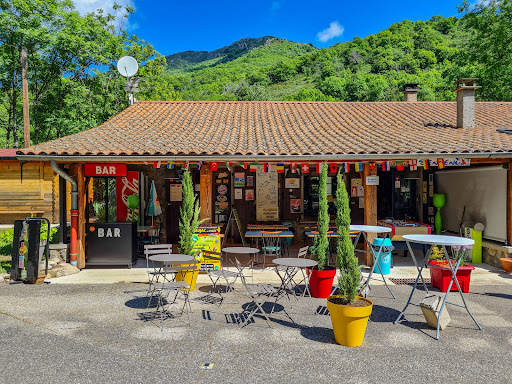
[150,158,469,171]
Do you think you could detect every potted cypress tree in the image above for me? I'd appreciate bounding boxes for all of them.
[326,171,373,347]
[175,170,206,290]
[309,163,336,298]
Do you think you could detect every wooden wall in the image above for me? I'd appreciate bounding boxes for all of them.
[0,161,59,224]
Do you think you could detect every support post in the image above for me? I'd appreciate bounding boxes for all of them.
[59,170,68,244]
[75,164,86,269]
[200,163,213,224]
[507,161,512,246]
[363,163,378,266]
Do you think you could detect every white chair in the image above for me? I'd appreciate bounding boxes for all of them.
[297,246,309,259]
[202,250,244,303]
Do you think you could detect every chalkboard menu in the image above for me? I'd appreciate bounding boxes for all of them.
[214,171,231,223]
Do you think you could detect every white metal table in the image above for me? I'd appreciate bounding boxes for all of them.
[273,258,318,299]
[350,225,395,299]
[394,234,482,340]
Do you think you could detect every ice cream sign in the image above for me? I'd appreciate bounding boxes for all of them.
[85,163,127,177]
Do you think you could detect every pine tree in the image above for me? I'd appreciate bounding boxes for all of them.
[178,171,206,256]
[335,170,361,304]
[313,163,329,270]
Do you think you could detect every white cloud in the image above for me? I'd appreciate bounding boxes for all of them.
[316,21,344,43]
[72,0,136,29]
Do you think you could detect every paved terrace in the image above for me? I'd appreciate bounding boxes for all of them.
[1,264,512,383]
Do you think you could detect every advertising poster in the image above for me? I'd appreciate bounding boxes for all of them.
[256,164,279,221]
[234,172,245,187]
[170,184,182,202]
[235,188,242,199]
[290,198,301,213]
[285,178,300,188]
[116,171,140,222]
[247,176,254,187]
[194,227,221,272]
[245,189,254,201]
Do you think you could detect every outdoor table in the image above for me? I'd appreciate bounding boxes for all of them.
[394,234,482,340]
[245,231,294,238]
[222,246,260,270]
[349,225,395,299]
[137,226,153,233]
[273,258,318,299]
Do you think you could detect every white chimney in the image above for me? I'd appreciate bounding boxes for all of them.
[452,78,481,129]
[403,83,419,102]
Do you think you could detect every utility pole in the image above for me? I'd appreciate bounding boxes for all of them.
[20,47,30,148]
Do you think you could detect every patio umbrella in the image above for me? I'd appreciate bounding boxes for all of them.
[147,180,162,225]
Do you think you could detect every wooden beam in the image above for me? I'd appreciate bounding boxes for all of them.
[76,163,86,269]
[200,164,213,224]
[467,158,509,164]
[363,163,378,266]
[508,161,512,246]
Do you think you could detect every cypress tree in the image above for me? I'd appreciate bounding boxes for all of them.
[313,163,329,270]
[178,170,206,256]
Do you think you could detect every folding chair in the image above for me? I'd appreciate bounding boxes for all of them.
[259,231,281,267]
[144,244,173,297]
[297,246,309,259]
[202,250,243,303]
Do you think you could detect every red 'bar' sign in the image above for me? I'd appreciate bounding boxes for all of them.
[84,164,127,177]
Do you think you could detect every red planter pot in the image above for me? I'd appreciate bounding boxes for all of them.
[428,261,475,293]
[307,266,336,298]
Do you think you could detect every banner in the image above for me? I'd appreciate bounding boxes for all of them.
[256,164,279,221]
[116,171,139,222]
[193,227,222,273]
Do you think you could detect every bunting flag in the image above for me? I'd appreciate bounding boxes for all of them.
[276,163,285,173]
[249,163,257,172]
[316,163,323,174]
[354,162,363,172]
[153,161,161,169]
[197,161,203,170]
[369,162,376,170]
[381,161,390,171]
[409,159,417,171]
[395,161,404,171]
[167,161,175,169]
[182,161,189,171]
[437,159,445,169]
[329,162,337,173]
[239,162,248,169]
[341,162,350,173]
[290,163,297,173]
[421,159,429,170]
[263,162,269,172]
[302,163,309,173]
[226,162,232,172]
[210,161,218,171]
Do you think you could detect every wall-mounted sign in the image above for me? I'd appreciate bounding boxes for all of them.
[285,178,300,188]
[234,173,245,187]
[170,184,182,202]
[85,163,127,177]
[365,176,379,185]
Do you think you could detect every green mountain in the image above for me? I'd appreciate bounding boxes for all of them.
[151,16,472,102]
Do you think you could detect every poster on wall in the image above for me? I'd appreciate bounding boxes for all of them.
[245,189,254,201]
[290,198,301,214]
[193,227,221,272]
[285,178,300,188]
[351,178,362,187]
[234,172,245,187]
[351,186,358,197]
[247,176,254,187]
[116,171,140,222]
[235,188,242,199]
[256,164,279,221]
[170,184,182,202]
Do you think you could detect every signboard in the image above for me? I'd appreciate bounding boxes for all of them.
[285,178,300,188]
[256,164,279,221]
[85,163,127,177]
[365,176,379,185]
[429,158,470,167]
[234,172,245,187]
[116,171,139,222]
[170,184,182,202]
[193,227,221,273]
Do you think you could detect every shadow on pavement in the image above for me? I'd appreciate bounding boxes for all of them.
[300,326,337,345]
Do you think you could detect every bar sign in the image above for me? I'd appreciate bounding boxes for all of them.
[85,164,127,177]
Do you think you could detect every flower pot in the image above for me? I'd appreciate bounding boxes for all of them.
[326,295,373,347]
[174,262,201,290]
[307,266,336,298]
[500,258,512,273]
[428,261,475,293]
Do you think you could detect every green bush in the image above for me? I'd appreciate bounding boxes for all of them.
[0,224,59,256]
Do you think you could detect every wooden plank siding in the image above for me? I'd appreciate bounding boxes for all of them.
[0,161,59,224]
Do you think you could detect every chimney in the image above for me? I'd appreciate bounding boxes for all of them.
[403,83,419,102]
[452,78,481,129]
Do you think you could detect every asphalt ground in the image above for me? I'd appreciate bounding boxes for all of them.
[0,281,511,384]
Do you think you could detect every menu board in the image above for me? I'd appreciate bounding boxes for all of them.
[256,164,279,221]
[214,171,230,223]
[193,226,221,273]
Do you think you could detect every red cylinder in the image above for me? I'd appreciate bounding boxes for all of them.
[70,209,78,267]
[307,266,336,298]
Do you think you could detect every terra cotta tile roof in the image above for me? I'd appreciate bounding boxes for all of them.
[0,148,18,159]
[19,101,512,157]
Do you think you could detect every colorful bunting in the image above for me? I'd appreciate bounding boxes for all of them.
[302,163,309,173]
[153,161,161,169]
[264,163,269,172]
[249,163,257,172]
[395,161,404,171]
[341,163,350,173]
[381,161,390,171]
[437,159,445,169]
[369,162,376,170]
[316,163,323,174]
[290,163,297,173]
[329,162,337,173]
[409,159,417,171]
[197,161,203,170]
[276,163,285,173]
[167,161,175,169]
[421,159,429,170]
[238,162,248,169]
[354,162,363,172]
[210,161,218,171]
[182,161,189,171]
[226,162,232,172]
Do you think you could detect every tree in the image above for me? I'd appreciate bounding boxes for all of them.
[178,171,206,257]
[313,163,329,270]
[335,171,360,304]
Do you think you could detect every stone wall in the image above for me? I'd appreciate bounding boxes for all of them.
[482,241,512,269]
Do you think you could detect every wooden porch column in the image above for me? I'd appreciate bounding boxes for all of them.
[507,161,512,245]
[200,163,213,224]
[74,163,86,269]
[363,163,378,266]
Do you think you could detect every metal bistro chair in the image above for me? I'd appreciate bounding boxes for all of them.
[144,244,173,298]
[202,250,244,303]
[259,231,282,268]
[297,246,309,259]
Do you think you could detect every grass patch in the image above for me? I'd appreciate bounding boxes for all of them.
[0,254,10,274]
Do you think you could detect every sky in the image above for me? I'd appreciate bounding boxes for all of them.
[72,0,464,56]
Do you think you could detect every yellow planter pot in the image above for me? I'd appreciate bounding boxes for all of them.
[174,262,201,290]
[326,295,373,347]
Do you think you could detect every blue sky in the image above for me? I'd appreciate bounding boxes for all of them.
[73,0,463,56]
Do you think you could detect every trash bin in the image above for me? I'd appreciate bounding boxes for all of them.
[372,238,393,275]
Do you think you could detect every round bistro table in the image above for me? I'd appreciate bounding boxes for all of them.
[273,258,318,298]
